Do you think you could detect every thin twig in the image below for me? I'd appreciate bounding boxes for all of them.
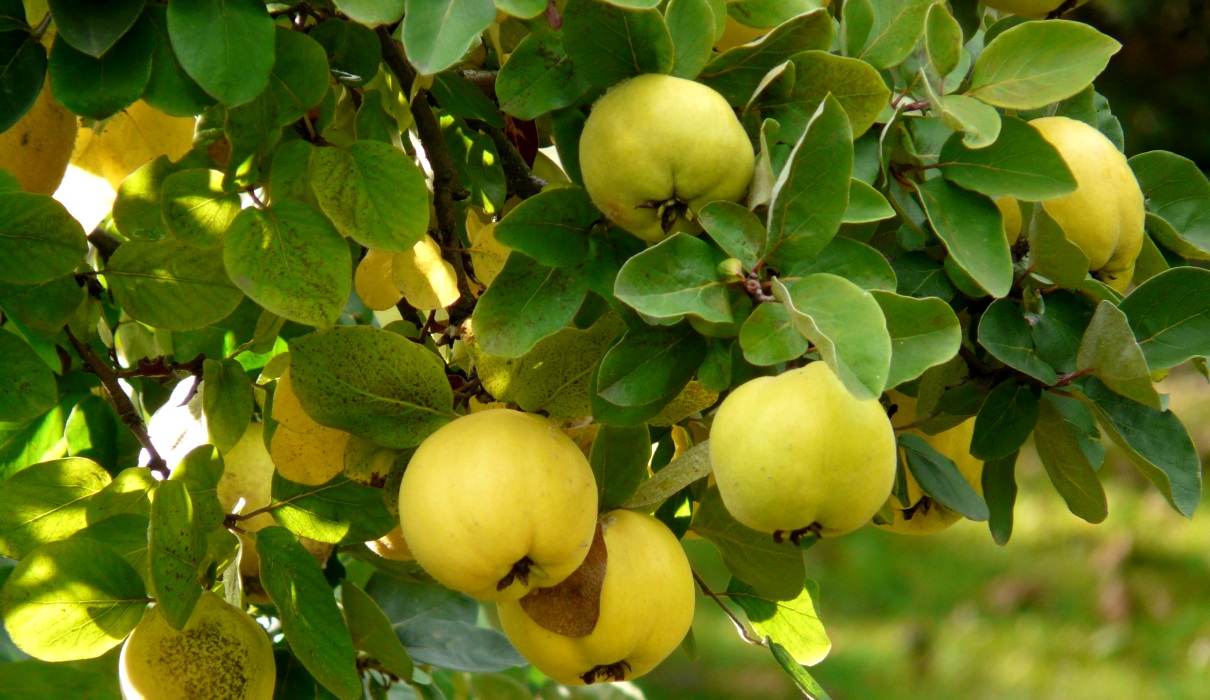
[376,26,477,325]
[65,328,168,477]
[692,569,769,648]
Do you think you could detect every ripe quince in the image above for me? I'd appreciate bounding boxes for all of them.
[0,79,76,195]
[398,409,598,601]
[497,509,694,685]
[578,74,754,244]
[874,392,984,535]
[709,361,897,539]
[119,591,274,700]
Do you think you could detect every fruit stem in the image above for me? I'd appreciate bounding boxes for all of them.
[496,556,535,591]
[691,569,769,648]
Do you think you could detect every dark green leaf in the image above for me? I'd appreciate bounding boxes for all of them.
[738,302,808,366]
[168,0,275,107]
[900,433,988,521]
[925,2,962,77]
[771,641,833,699]
[977,299,1058,384]
[48,14,152,119]
[0,193,87,285]
[471,253,589,358]
[1028,290,1095,374]
[0,659,122,700]
[109,238,243,330]
[141,6,215,117]
[759,50,889,141]
[431,71,505,128]
[590,424,651,511]
[916,177,1013,298]
[0,330,56,423]
[699,9,832,105]
[1129,151,1210,259]
[621,440,711,509]
[202,358,254,453]
[267,27,330,126]
[0,28,48,133]
[843,179,895,224]
[493,186,597,267]
[871,291,961,389]
[596,324,706,408]
[496,31,592,121]
[982,451,1017,546]
[442,116,507,215]
[666,0,715,79]
[64,395,118,469]
[48,0,144,57]
[310,18,380,87]
[785,237,896,292]
[170,445,227,532]
[970,379,1037,461]
[614,233,732,323]
[699,200,767,270]
[938,117,1077,201]
[1027,204,1090,289]
[149,480,205,629]
[1119,267,1210,371]
[401,0,496,76]
[893,251,955,301]
[563,0,674,88]
[691,487,806,602]
[342,580,414,680]
[1033,394,1107,524]
[270,473,396,545]
[1075,301,1160,409]
[854,0,933,70]
[331,0,405,27]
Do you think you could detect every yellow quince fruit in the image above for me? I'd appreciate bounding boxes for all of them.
[709,361,897,539]
[874,392,984,535]
[398,409,599,601]
[497,509,694,685]
[578,74,754,244]
[119,591,275,700]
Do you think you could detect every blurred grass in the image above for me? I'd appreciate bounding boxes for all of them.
[640,370,1210,700]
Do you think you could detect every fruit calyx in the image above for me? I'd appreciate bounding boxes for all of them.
[635,197,690,233]
[496,556,536,591]
[581,660,632,684]
[772,523,823,545]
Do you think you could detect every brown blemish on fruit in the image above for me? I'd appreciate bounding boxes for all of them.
[151,618,254,699]
[519,522,607,637]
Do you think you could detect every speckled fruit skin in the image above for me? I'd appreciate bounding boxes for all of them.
[398,409,599,602]
[982,0,1090,18]
[119,591,275,700]
[874,393,984,536]
[578,74,755,244]
[709,362,897,537]
[497,510,695,686]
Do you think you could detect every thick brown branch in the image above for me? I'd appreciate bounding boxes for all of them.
[376,26,476,325]
[65,328,168,477]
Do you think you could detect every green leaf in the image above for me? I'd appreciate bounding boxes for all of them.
[310,18,381,87]
[48,0,144,57]
[401,0,496,76]
[364,574,525,672]
[223,201,351,328]
[938,117,1078,201]
[767,95,853,263]
[202,358,254,454]
[622,440,711,509]
[1129,151,1210,259]
[562,0,674,88]
[854,0,933,70]
[1119,268,1210,371]
[442,115,507,214]
[590,424,651,511]
[977,299,1058,385]
[495,31,593,121]
[0,23,47,133]
[1028,289,1096,374]
[771,274,891,400]
[916,177,1013,298]
[431,71,506,128]
[64,395,118,469]
[758,51,890,141]
[1076,301,1160,409]
[700,200,767,270]
[86,466,154,525]
[495,0,548,18]
[843,179,895,224]
[268,139,317,205]
[730,578,830,667]
[1080,378,1201,518]
[1027,204,1090,289]
[596,325,706,408]
[0,659,122,700]
[1034,393,1108,524]
[738,302,808,366]
[934,94,1002,150]
[614,233,733,323]
[112,155,176,242]
[169,446,227,532]
[270,473,396,545]
[893,252,956,301]
[0,276,84,335]
[471,253,590,358]
[342,580,414,680]
[0,539,147,662]
[0,402,69,483]
[699,9,833,105]
[666,0,715,79]
[493,186,597,267]
[267,27,330,126]
[697,338,732,393]
[691,487,806,602]
[982,451,1017,546]
[0,330,56,423]
[223,92,282,181]
[967,20,1121,110]
[469,313,625,420]
[0,458,110,559]
[970,379,1038,461]
[332,0,405,27]
[161,168,242,250]
[925,2,962,78]
[900,433,988,521]
[48,14,152,119]
[0,193,87,285]
[149,480,205,630]
[289,325,454,449]
[257,526,362,700]
[167,0,275,107]
[784,237,897,293]
[141,6,216,117]
[108,239,244,331]
[870,291,961,389]
[311,140,430,253]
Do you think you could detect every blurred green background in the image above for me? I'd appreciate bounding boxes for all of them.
[645,4,1210,697]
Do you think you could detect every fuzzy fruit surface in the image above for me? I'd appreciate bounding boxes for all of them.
[398,408,598,602]
[1029,116,1144,292]
[0,80,76,195]
[578,74,754,244]
[119,591,275,700]
[875,393,984,536]
[709,362,897,537]
[981,0,1090,18]
[497,510,695,685]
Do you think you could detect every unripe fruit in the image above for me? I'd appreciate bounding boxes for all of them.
[119,591,275,700]
[398,409,598,601]
[578,74,754,244]
[709,362,897,538]
[498,510,694,685]
[0,79,76,194]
